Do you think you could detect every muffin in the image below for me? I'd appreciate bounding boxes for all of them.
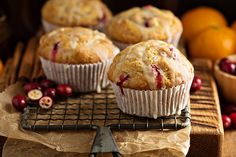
[105,5,182,49]
[41,0,112,32]
[108,40,194,118]
[39,27,119,92]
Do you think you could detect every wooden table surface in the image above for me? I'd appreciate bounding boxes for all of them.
[0,38,234,157]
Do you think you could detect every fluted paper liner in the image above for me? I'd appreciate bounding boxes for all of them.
[110,81,192,118]
[111,32,182,50]
[40,57,110,93]
[0,83,190,157]
[42,19,105,33]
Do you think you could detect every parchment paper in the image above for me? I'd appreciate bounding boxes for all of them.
[0,83,190,156]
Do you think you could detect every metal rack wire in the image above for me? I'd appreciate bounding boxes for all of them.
[21,85,190,131]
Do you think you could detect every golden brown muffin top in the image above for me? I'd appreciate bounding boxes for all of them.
[42,0,112,27]
[108,40,194,90]
[105,6,182,44]
[39,27,119,64]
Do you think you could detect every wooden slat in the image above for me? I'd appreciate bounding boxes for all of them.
[10,42,24,84]
[187,59,224,157]
[18,38,37,80]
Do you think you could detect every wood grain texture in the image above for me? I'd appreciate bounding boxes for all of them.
[18,38,37,79]
[187,59,224,157]
[0,40,225,157]
[223,130,236,157]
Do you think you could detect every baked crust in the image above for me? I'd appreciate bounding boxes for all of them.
[108,40,194,90]
[42,0,112,27]
[39,27,119,64]
[105,6,182,44]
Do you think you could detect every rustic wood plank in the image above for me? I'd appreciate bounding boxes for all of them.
[223,130,236,157]
[18,38,37,80]
[187,59,224,157]
[10,42,24,84]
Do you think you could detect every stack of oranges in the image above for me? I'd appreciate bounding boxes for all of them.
[182,7,236,62]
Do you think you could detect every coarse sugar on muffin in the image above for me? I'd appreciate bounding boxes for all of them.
[39,27,119,93]
[108,40,194,118]
[41,0,112,32]
[105,5,182,49]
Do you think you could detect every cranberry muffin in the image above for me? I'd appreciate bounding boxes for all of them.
[108,40,193,118]
[41,0,112,32]
[105,5,182,49]
[39,27,119,92]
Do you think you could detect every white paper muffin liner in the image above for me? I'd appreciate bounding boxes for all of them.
[110,80,192,119]
[40,57,110,93]
[42,19,105,33]
[111,31,182,50]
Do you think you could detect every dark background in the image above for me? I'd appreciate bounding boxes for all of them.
[0,0,235,60]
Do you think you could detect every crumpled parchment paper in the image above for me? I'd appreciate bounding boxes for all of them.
[0,83,190,156]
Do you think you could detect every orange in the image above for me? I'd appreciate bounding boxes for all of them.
[0,60,3,76]
[189,26,236,62]
[231,20,236,32]
[182,7,227,42]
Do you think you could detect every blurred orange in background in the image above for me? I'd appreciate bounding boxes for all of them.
[182,6,236,62]
[0,60,3,76]
[182,6,227,42]
[189,26,236,62]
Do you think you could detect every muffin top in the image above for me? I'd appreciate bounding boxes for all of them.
[108,40,194,90]
[105,6,182,44]
[42,0,112,27]
[39,27,119,64]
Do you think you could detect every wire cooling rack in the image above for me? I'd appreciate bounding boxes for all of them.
[21,85,190,131]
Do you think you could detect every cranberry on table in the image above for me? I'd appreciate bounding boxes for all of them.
[27,89,43,101]
[40,79,57,89]
[191,76,202,92]
[222,115,231,129]
[23,83,42,94]
[56,84,73,97]
[12,95,27,111]
[44,88,56,99]
[229,113,236,128]
[219,58,236,75]
[39,96,53,109]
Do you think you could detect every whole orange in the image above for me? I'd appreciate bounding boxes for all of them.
[0,60,3,76]
[182,7,227,42]
[231,21,236,32]
[189,26,236,62]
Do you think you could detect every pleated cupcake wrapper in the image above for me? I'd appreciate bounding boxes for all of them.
[111,31,182,50]
[170,31,182,48]
[42,19,105,33]
[40,57,110,93]
[110,80,192,119]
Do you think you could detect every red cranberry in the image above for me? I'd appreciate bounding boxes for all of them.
[229,113,236,128]
[219,58,236,75]
[56,84,73,97]
[222,103,236,115]
[151,65,163,89]
[39,96,53,109]
[191,76,202,92]
[12,95,27,111]
[23,83,41,94]
[117,74,130,95]
[44,88,56,99]
[144,20,150,27]
[27,89,43,101]
[99,13,107,23]
[222,115,231,129]
[51,42,59,62]
[40,79,57,89]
